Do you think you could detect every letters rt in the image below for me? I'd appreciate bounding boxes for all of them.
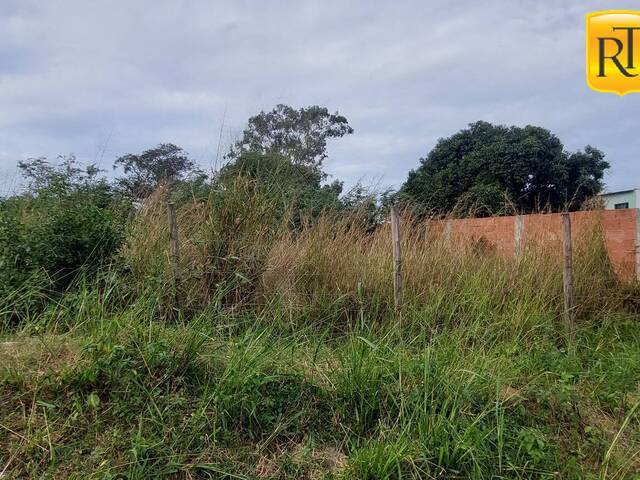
[587,11,640,94]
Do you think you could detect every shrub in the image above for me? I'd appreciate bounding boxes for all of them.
[0,194,125,287]
[0,158,129,323]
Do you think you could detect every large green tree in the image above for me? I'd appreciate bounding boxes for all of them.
[227,104,353,173]
[400,121,609,216]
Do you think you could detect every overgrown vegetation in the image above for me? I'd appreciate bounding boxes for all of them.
[0,111,638,478]
[0,156,127,324]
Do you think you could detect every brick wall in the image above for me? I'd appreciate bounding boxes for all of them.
[426,209,639,280]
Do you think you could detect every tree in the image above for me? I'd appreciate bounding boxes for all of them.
[114,143,201,198]
[19,155,102,191]
[227,104,353,173]
[218,152,386,231]
[217,151,343,224]
[18,155,112,206]
[400,121,609,216]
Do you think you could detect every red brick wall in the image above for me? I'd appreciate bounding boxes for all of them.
[427,209,638,280]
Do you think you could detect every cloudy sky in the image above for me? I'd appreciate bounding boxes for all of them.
[1,0,639,195]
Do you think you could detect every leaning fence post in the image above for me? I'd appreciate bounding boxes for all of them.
[561,213,575,341]
[390,205,403,310]
[167,201,181,310]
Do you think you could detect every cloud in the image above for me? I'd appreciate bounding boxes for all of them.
[1,0,639,191]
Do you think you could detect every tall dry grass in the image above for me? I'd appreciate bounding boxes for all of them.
[122,179,293,310]
[4,183,640,479]
[121,181,623,334]
[264,210,620,330]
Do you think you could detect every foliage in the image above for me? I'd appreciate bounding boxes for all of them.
[1,269,639,478]
[114,143,204,199]
[217,151,344,224]
[18,154,111,204]
[0,157,127,314]
[401,121,609,216]
[1,189,639,478]
[2,120,638,478]
[227,104,353,173]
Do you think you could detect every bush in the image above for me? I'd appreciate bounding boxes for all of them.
[1,196,125,282]
[0,157,129,322]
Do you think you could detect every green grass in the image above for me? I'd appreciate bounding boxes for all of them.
[1,288,640,479]
[1,190,639,478]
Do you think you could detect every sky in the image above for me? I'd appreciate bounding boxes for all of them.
[1,0,639,195]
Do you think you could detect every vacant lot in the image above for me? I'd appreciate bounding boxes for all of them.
[2,191,640,479]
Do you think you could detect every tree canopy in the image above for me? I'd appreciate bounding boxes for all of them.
[114,143,201,198]
[400,121,609,216]
[227,104,353,173]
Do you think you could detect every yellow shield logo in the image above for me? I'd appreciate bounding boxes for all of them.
[586,11,640,95]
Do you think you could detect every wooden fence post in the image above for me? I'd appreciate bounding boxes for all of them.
[561,213,575,341]
[167,201,181,309]
[514,215,524,256]
[390,205,403,310]
[443,219,452,245]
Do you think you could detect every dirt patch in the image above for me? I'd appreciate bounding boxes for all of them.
[255,442,347,479]
[0,335,82,381]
